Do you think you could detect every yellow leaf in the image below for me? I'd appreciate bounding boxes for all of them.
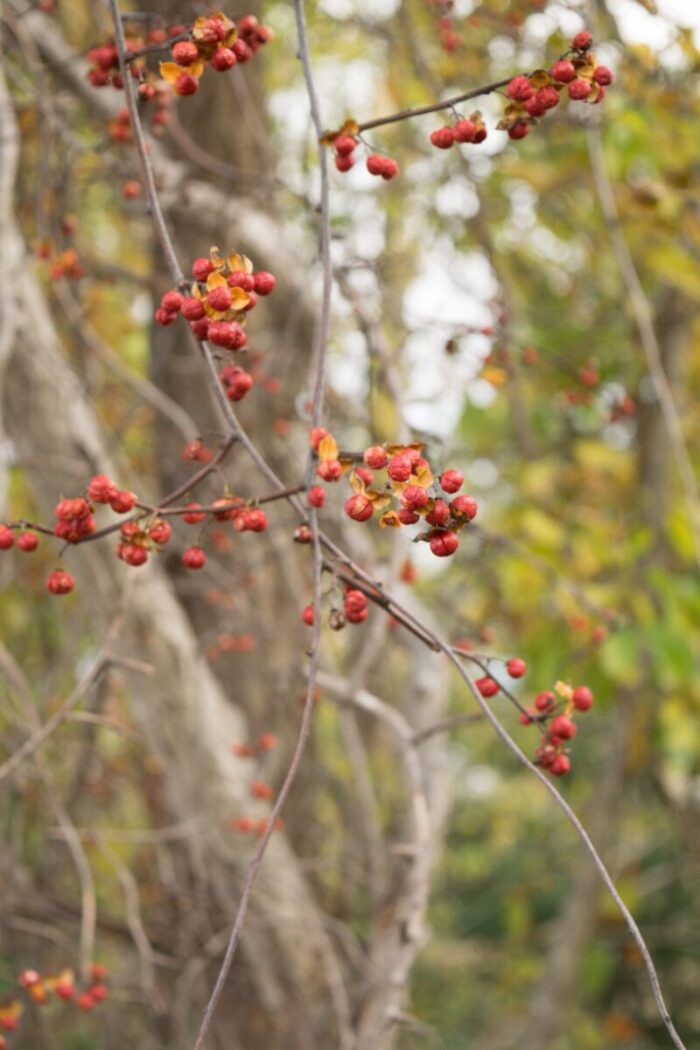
[379,511,401,528]
[227,252,254,274]
[0,1000,23,1022]
[349,471,366,496]
[159,62,181,83]
[230,287,251,310]
[318,434,339,461]
[482,365,508,387]
[529,69,551,89]
[367,493,392,511]
[209,247,225,270]
[412,464,434,489]
[206,271,228,291]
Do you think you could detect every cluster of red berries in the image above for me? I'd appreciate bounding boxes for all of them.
[497,31,613,140]
[0,965,108,1035]
[86,41,142,89]
[301,585,368,629]
[429,112,488,150]
[309,431,476,560]
[154,248,276,351]
[327,132,399,180]
[470,659,594,776]
[159,13,272,97]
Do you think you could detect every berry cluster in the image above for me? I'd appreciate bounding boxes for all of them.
[497,31,613,140]
[325,129,400,180]
[429,112,488,149]
[154,248,276,352]
[159,13,272,97]
[310,432,477,560]
[301,585,368,629]
[86,41,143,89]
[0,964,108,1037]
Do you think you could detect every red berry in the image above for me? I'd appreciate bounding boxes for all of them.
[192,258,214,281]
[366,154,386,176]
[398,508,420,525]
[535,691,556,712]
[232,39,253,62]
[364,446,387,469]
[228,271,255,292]
[118,543,148,567]
[429,530,459,558]
[19,969,41,988]
[0,526,14,549]
[149,520,172,545]
[334,134,356,157]
[506,658,526,678]
[182,546,206,569]
[301,604,314,626]
[155,307,176,326]
[335,154,354,173]
[77,992,94,1011]
[572,30,593,51]
[308,485,325,508]
[387,454,412,483]
[568,79,592,101]
[593,65,614,86]
[551,60,576,83]
[183,502,206,524]
[122,179,142,199]
[537,85,561,110]
[317,459,342,482]
[507,75,534,101]
[430,127,454,149]
[253,272,276,296]
[549,715,577,741]
[450,494,478,520]
[211,47,236,71]
[110,490,137,513]
[224,369,253,401]
[475,675,499,697]
[344,494,374,522]
[47,569,75,595]
[550,753,571,775]
[440,469,463,493]
[572,685,593,711]
[87,473,117,503]
[172,41,199,66]
[519,707,537,725]
[355,467,373,486]
[207,286,233,312]
[425,498,450,526]
[17,532,38,552]
[181,296,206,321]
[90,964,108,981]
[161,290,183,313]
[89,984,108,1003]
[452,119,476,143]
[401,485,429,510]
[381,158,399,180]
[174,73,199,96]
[309,427,329,450]
[208,321,246,349]
[508,122,529,141]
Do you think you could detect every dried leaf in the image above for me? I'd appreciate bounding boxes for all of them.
[318,434,339,462]
[227,252,254,274]
[206,271,228,291]
[379,511,401,529]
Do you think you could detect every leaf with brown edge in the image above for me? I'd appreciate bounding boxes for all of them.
[379,510,401,528]
[230,287,251,311]
[320,118,359,146]
[412,463,434,489]
[529,69,552,89]
[348,471,367,496]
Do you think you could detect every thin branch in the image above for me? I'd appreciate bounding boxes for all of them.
[355,76,512,133]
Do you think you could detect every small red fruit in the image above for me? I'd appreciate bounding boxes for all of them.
[334,134,356,157]
[76,992,94,1011]
[387,454,412,483]
[89,984,108,1003]
[535,691,556,712]
[568,79,592,101]
[174,73,200,96]
[344,494,373,522]
[507,75,534,102]
[475,676,499,697]
[301,604,315,626]
[572,685,593,711]
[47,569,75,595]
[211,47,236,71]
[549,715,577,741]
[0,526,14,549]
[181,296,206,321]
[207,286,233,312]
[430,127,454,149]
[87,473,117,503]
[440,469,463,493]
[308,486,325,508]
[316,460,342,482]
[452,119,476,143]
[253,272,276,296]
[506,658,526,678]
[110,490,137,514]
[17,532,38,552]
[183,502,206,524]
[551,60,576,83]
[172,41,199,66]
[364,446,387,469]
[55,979,74,1000]
[429,530,459,558]
[550,754,571,775]
[161,290,183,313]
[450,494,478,520]
[192,258,214,281]
[572,30,593,51]
[593,65,614,86]
[182,546,206,569]
[335,154,354,173]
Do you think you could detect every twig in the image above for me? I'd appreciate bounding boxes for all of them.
[355,76,513,133]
